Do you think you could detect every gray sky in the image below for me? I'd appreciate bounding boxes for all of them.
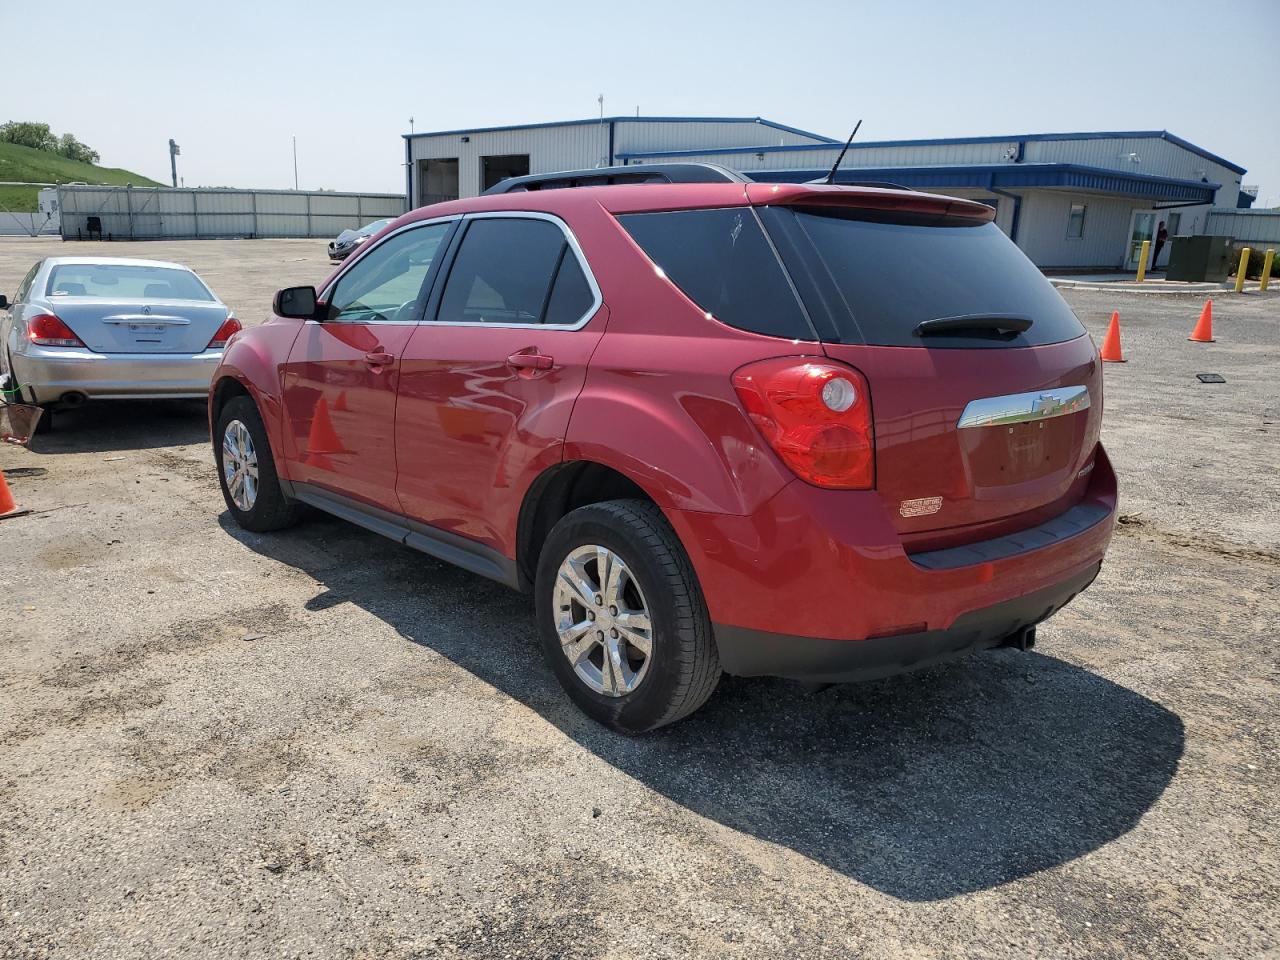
[6,0,1277,204]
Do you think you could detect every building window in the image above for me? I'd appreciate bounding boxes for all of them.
[1167,212,1181,235]
[1066,203,1087,240]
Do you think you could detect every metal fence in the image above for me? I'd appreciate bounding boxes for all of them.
[0,211,58,236]
[1204,210,1280,246]
[56,185,407,240]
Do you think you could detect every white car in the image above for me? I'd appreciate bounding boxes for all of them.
[0,257,239,416]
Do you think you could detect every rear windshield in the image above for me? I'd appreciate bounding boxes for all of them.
[763,207,1085,348]
[46,264,214,302]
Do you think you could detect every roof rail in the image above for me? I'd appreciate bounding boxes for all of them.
[482,162,749,194]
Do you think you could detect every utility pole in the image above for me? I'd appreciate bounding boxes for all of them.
[292,136,299,190]
[409,116,415,136]
[597,94,605,168]
[168,139,180,188]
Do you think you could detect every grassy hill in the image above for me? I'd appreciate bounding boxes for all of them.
[0,141,163,212]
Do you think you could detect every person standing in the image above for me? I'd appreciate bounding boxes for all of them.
[1151,221,1169,272]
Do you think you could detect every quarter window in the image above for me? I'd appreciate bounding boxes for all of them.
[328,222,451,323]
[617,207,814,340]
[435,217,593,326]
[15,262,41,303]
[1066,203,1087,240]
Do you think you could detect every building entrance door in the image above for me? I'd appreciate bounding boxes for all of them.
[1125,211,1157,271]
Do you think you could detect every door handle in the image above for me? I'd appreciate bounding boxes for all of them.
[364,351,395,366]
[506,350,554,371]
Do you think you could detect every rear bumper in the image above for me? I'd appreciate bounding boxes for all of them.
[715,561,1099,682]
[10,345,223,401]
[666,444,1117,666]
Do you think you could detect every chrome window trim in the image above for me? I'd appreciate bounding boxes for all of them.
[316,215,461,325]
[425,210,603,331]
[956,385,1091,429]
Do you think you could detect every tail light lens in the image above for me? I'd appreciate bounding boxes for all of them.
[732,358,875,489]
[27,312,85,347]
[207,314,242,348]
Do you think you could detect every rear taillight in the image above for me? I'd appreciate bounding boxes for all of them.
[732,358,875,489]
[207,314,242,348]
[27,313,85,347]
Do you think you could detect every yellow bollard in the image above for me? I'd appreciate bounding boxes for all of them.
[1136,240,1150,282]
[1234,247,1251,293]
[1261,248,1275,292]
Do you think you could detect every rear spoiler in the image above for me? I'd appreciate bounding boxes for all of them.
[745,183,996,224]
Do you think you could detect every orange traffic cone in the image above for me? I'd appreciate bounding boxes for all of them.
[1189,299,1214,342]
[1100,311,1125,362]
[0,469,16,516]
[333,391,348,412]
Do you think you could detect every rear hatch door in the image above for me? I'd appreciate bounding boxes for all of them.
[755,191,1101,542]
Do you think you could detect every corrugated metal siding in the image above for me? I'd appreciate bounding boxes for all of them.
[613,119,825,153]
[1024,137,1241,206]
[408,119,838,202]
[1015,194,1138,268]
[56,186,404,239]
[411,125,610,200]
[628,141,1018,170]
[1204,210,1280,244]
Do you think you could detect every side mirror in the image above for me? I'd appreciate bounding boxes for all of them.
[0,294,9,311]
[273,285,318,320]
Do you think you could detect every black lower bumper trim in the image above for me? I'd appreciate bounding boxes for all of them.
[714,562,1101,683]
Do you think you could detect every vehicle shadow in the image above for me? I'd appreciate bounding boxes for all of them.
[25,400,209,454]
[223,512,1185,902]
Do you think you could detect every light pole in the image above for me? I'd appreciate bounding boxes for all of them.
[292,136,299,190]
[168,139,180,188]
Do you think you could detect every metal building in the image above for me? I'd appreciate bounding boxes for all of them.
[403,118,1251,270]
[403,116,837,204]
[55,185,405,240]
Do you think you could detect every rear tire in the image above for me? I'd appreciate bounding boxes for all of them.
[535,500,720,734]
[214,395,302,532]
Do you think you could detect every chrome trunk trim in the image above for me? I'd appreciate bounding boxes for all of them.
[956,385,1090,429]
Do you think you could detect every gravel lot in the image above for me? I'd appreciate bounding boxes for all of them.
[1,237,1277,959]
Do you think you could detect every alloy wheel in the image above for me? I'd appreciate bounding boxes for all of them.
[221,419,259,512]
[553,544,653,697]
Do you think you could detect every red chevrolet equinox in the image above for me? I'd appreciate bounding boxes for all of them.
[210,168,1116,733]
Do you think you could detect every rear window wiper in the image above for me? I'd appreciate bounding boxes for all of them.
[913,314,1033,337]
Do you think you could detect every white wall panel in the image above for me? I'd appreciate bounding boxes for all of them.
[56,186,404,239]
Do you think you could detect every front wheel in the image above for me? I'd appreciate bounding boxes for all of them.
[535,500,720,734]
[214,395,302,532]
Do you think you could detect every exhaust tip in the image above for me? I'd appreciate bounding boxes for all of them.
[59,391,89,407]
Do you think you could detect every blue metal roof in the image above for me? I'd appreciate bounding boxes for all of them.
[746,163,1222,203]
[618,130,1246,176]
[404,116,839,144]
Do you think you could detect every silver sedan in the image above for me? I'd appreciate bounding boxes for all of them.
[0,257,239,408]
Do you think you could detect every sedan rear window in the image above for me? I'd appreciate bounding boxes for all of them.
[763,207,1085,348]
[46,264,215,301]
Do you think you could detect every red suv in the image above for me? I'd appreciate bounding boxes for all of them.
[211,170,1115,733]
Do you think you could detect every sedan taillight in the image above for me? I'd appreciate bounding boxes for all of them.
[207,314,242,348]
[28,313,85,347]
[732,358,875,489]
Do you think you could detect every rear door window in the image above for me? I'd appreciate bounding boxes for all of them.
[762,207,1086,348]
[617,208,815,341]
[435,217,595,326]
